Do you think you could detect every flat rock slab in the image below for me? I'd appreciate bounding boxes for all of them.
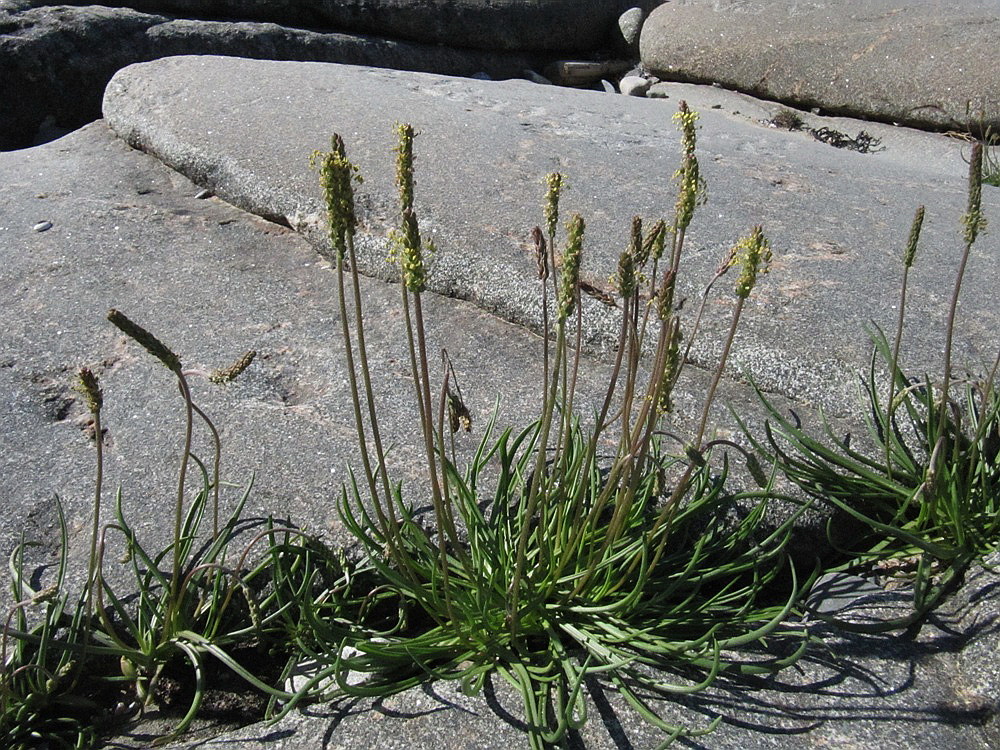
[1,108,998,750]
[640,0,1000,132]
[104,56,1000,417]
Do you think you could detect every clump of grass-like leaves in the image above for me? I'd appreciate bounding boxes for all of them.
[287,109,811,747]
[744,143,998,630]
[1,316,303,747]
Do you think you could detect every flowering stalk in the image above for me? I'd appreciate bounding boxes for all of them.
[76,367,103,614]
[317,134,407,570]
[106,308,191,622]
[392,125,464,596]
[885,205,925,475]
[645,226,771,574]
[940,144,987,427]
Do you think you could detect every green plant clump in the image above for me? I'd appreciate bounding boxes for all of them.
[280,109,815,748]
[1,321,304,748]
[744,142,998,630]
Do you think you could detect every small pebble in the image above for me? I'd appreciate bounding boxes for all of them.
[195,188,213,199]
[619,75,651,97]
[33,221,52,232]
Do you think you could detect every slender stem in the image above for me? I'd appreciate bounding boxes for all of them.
[885,264,911,478]
[347,233,402,545]
[696,300,744,448]
[85,409,103,619]
[642,297,746,580]
[939,239,974,433]
[190,402,221,540]
[337,253,391,543]
[170,373,195,607]
[412,294,460,548]
[510,323,565,638]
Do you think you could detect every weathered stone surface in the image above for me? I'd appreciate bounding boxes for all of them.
[640,0,1000,132]
[103,56,1000,418]
[0,5,543,150]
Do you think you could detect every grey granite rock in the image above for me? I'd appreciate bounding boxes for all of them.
[102,56,1000,419]
[640,0,1000,133]
[614,6,646,55]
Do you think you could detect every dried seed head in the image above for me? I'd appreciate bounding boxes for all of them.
[312,134,362,261]
[543,173,566,240]
[531,226,549,280]
[614,216,641,297]
[962,143,987,245]
[733,226,772,299]
[447,389,473,433]
[107,309,181,373]
[210,350,257,384]
[643,219,667,262]
[656,268,676,321]
[558,213,585,322]
[395,123,416,214]
[903,205,925,268]
[629,215,647,267]
[75,367,102,416]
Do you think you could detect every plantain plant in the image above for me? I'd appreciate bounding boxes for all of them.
[743,142,998,631]
[287,106,813,747]
[1,316,303,747]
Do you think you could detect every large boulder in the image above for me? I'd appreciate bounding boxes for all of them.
[640,0,1000,132]
[0,4,542,150]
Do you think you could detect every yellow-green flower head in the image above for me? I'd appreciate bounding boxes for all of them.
[400,208,426,293]
[544,172,566,240]
[107,309,181,373]
[903,205,925,268]
[732,226,772,299]
[673,100,698,159]
[75,367,102,415]
[312,133,361,260]
[395,123,416,214]
[962,143,987,245]
[672,101,706,233]
[558,213,585,321]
